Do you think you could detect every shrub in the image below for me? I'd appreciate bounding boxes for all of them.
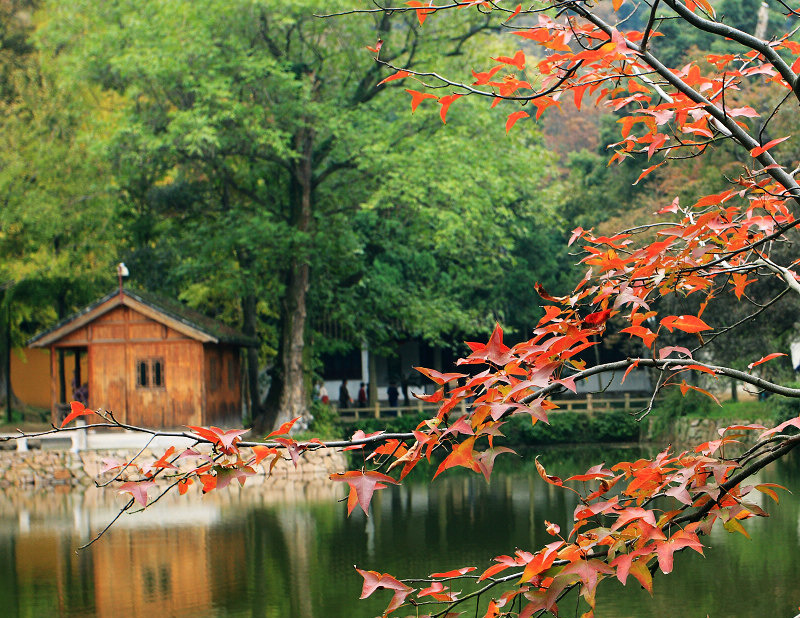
[303,401,343,441]
[772,382,800,424]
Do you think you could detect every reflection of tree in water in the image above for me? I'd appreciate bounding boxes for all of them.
[0,451,798,616]
[276,510,315,618]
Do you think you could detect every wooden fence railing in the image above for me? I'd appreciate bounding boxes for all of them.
[336,393,651,423]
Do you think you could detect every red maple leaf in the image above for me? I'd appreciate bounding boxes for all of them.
[464,323,514,366]
[274,437,303,467]
[438,93,463,123]
[266,417,299,439]
[214,427,250,452]
[177,478,193,495]
[355,568,414,614]
[213,464,256,490]
[61,401,97,427]
[187,425,248,454]
[147,446,177,472]
[655,530,704,574]
[330,470,399,515]
[118,481,155,507]
[434,436,481,479]
[543,559,614,610]
[249,445,278,465]
[476,447,516,482]
[405,89,437,112]
[491,49,526,71]
[659,314,711,333]
[414,367,467,385]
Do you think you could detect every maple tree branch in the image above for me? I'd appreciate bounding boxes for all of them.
[772,0,800,17]
[679,217,800,273]
[696,286,790,350]
[316,2,461,19]
[520,357,800,408]
[758,89,793,145]
[77,497,135,551]
[660,0,800,103]
[2,420,416,452]
[640,0,661,52]
[94,432,159,488]
[755,255,800,295]
[570,2,800,205]
[673,433,800,526]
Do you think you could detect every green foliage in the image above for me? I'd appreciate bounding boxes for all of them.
[350,411,431,435]
[32,0,566,426]
[653,388,715,419]
[0,2,118,407]
[0,404,49,428]
[773,383,800,424]
[303,402,344,441]
[589,410,642,442]
[502,411,640,446]
[647,388,712,437]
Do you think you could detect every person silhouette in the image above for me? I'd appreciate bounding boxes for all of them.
[358,382,367,408]
[339,380,351,409]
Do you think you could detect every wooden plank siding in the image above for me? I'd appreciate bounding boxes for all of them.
[30,291,250,429]
[203,345,241,427]
[89,344,127,423]
[48,306,211,427]
[126,341,204,428]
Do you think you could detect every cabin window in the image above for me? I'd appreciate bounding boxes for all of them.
[228,358,236,390]
[136,360,149,387]
[137,358,165,389]
[209,357,220,392]
[152,359,165,388]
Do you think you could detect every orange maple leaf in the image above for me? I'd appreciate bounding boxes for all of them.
[330,470,399,515]
[438,93,462,123]
[434,436,480,479]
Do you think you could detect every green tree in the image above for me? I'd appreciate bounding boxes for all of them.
[0,1,117,414]
[41,0,558,430]
[325,103,566,358]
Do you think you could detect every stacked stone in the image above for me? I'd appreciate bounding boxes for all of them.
[0,445,348,489]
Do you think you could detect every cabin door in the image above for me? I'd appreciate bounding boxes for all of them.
[89,345,128,422]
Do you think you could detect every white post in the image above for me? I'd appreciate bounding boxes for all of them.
[71,419,87,452]
[360,344,369,384]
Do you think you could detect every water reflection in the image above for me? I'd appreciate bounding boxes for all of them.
[0,447,798,617]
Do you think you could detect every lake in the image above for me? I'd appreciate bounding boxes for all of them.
[0,444,798,617]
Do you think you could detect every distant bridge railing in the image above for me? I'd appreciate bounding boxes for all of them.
[337,393,651,423]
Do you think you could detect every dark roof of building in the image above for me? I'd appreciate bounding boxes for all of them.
[28,287,258,347]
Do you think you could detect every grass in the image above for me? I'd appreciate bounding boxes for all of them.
[702,399,773,420]
[0,405,51,432]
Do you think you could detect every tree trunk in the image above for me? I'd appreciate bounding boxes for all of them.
[278,260,310,425]
[0,344,21,422]
[242,291,263,424]
[256,127,314,433]
[0,288,21,420]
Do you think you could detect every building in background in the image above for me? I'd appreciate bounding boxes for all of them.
[28,288,256,428]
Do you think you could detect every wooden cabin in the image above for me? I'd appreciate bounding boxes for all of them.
[28,289,256,428]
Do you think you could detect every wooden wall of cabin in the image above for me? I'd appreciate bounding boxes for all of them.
[203,345,242,427]
[125,339,204,428]
[55,306,206,428]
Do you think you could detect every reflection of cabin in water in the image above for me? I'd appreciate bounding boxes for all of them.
[28,288,256,428]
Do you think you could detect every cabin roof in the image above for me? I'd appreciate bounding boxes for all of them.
[28,288,258,348]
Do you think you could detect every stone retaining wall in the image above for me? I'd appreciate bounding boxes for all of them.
[0,445,348,488]
[645,416,773,447]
